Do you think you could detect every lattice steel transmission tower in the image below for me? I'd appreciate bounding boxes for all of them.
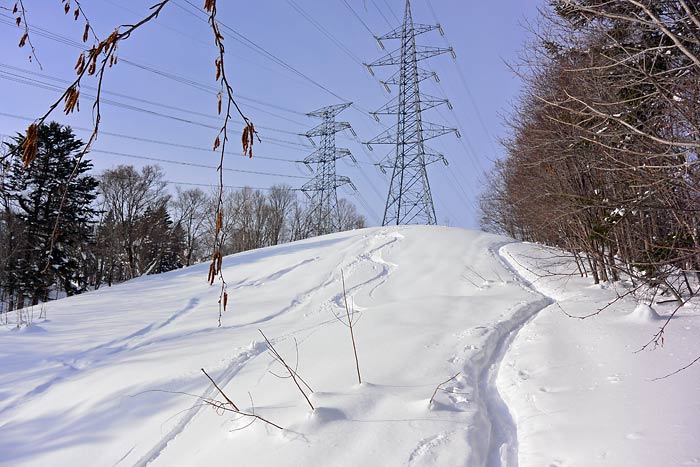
[301,102,356,236]
[365,0,459,226]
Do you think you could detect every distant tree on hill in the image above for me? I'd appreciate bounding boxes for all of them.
[97,164,169,281]
[171,187,209,267]
[138,203,184,275]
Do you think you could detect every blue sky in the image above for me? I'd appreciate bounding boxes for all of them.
[0,0,543,228]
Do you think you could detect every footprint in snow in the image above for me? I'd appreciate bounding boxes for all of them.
[606,374,621,384]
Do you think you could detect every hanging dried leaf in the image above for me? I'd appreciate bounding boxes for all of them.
[74,8,79,20]
[63,85,80,114]
[15,16,21,26]
[207,261,215,285]
[64,2,70,14]
[18,32,27,48]
[216,210,223,233]
[83,22,89,43]
[213,135,220,151]
[12,3,18,14]
[241,122,255,158]
[22,123,39,169]
[222,291,228,311]
[204,0,216,13]
[241,125,249,156]
[87,56,96,75]
[214,58,221,81]
[217,91,222,115]
[74,53,85,74]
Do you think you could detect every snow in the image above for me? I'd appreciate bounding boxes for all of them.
[498,242,700,466]
[1,227,699,466]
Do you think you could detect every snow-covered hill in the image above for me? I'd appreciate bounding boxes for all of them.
[1,226,698,466]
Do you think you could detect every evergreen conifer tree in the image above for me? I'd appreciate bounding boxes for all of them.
[4,122,98,305]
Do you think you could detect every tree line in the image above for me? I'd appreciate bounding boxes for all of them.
[480,1,700,300]
[0,123,365,312]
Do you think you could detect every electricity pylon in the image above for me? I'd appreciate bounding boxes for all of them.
[365,0,459,226]
[301,102,356,236]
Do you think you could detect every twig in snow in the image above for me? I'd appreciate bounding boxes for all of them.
[429,372,461,408]
[201,368,283,430]
[259,329,314,410]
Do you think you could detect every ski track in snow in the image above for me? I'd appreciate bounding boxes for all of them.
[462,243,554,467]
[131,341,268,467]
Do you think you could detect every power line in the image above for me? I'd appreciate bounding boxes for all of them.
[287,0,364,66]
[422,0,499,157]
[380,0,401,23]
[173,1,382,129]
[0,13,310,125]
[0,70,315,152]
[0,130,311,179]
[176,0,351,104]
[0,62,308,137]
[0,112,307,164]
[163,180,301,191]
[340,0,378,38]
[89,148,310,179]
[369,0,393,27]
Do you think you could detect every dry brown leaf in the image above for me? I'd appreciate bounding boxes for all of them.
[18,32,27,48]
[63,85,80,114]
[22,123,39,169]
[83,23,89,43]
[214,58,221,81]
[74,53,85,74]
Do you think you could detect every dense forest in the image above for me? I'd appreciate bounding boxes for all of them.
[0,123,364,312]
[481,1,700,301]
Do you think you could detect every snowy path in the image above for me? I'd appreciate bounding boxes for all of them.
[496,242,700,466]
[468,244,553,466]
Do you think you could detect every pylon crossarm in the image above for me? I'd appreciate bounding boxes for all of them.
[334,175,353,188]
[424,152,448,166]
[421,122,458,141]
[415,46,454,61]
[370,95,400,116]
[382,68,436,86]
[306,102,352,118]
[303,148,325,164]
[367,49,403,68]
[335,148,352,159]
[306,121,352,138]
[376,22,440,41]
[365,126,397,145]
[373,94,449,116]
